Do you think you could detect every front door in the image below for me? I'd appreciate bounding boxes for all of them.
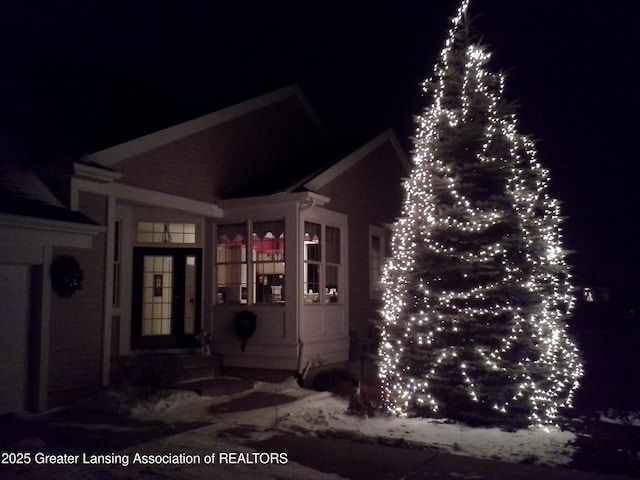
[132,247,202,349]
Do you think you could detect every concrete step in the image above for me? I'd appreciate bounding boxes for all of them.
[173,354,222,383]
[174,377,256,396]
[110,353,222,387]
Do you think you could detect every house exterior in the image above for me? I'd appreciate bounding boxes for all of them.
[0,157,103,414]
[0,85,410,413]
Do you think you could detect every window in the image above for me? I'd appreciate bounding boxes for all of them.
[112,220,121,307]
[304,221,341,304]
[216,224,248,304]
[216,220,286,304]
[137,222,196,244]
[325,225,340,303]
[304,222,321,303]
[369,225,391,298]
[253,221,285,303]
[142,256,173,335]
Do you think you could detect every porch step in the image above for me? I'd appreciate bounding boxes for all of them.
[173,354,223,383]
[110,353,222,387]
[173,377,256,396]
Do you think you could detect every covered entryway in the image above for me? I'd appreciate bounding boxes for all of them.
[131,247,202,349]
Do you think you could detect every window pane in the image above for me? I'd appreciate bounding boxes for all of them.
[304,222,321,262]
[304,263,320,303]
[141,255,173,336]
[326,226,340,264]
[136,222,197,244]
[216,224,248,304]
[325,265,339,303]
[184,255,196,334]
[371,233,382,284]
[253,220,285,304]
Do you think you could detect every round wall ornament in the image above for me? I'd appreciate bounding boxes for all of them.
[233,309,257,352]
[50,255,84,297]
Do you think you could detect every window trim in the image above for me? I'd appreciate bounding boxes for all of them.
[304,221,343,305]
[215,220,286,305]
[369,224,391,299]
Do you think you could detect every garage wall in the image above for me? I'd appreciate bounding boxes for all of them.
[0,264,30,414]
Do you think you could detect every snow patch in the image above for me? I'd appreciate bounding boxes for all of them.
[126,380,577,467]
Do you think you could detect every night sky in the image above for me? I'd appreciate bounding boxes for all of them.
[1,0,639,293]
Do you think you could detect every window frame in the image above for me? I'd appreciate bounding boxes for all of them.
[215,220,286,305]
[304,221,343,305]
[369,224,392,299]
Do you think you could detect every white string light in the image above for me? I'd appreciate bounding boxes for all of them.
[377,0,582,427]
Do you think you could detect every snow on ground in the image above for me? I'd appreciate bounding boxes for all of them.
[598,409,640,427]
[127,377,577,467]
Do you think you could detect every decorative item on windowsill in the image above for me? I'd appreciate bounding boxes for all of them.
[233,310,257,352]
[50,255,84,297]
[195,330,211,355]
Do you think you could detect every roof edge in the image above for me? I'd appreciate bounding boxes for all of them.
[218,191,330,209]
[84,85,323,166]
[0,212,104,235]
[302,129,411,192]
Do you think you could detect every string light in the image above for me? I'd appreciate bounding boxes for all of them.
[377,0,582,428]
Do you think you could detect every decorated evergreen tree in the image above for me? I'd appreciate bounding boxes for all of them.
[377,0,582,428]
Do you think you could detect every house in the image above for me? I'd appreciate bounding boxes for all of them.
[0,151,103,414]
[0,85,410,413]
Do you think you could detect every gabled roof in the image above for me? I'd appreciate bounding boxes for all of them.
[0,160,97,226]
[224,129,411,199]
[298,129,411,192]
[79,85,410,205]
[86,85,324,166]
[222,130,380,199]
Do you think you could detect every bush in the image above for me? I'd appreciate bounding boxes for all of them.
[312,368,357,397]
[112,354,180,399]
[311,369,383,417]
[348,381,383,417]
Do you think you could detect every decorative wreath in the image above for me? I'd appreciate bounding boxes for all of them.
[50,255,84,297]
[233,310,257,352]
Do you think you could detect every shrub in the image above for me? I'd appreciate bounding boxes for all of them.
[113,354,180,399]
[348,380,383,417]
[312,368,358,397]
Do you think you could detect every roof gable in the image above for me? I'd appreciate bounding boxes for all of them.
[85,85,324,166]
[301,129,411,192]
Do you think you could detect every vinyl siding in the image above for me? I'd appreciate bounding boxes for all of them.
[114,96,324,201]
[48,192,107,404]
[314,140,406,346]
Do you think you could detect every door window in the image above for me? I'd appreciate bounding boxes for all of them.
[132,248,202,349]
[142,255,173,335]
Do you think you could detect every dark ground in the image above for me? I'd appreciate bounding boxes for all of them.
[1,318,639,479]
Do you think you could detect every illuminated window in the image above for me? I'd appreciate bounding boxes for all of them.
[137,222,196,244]
[216,220,286,304]
[583,288,594,302]
[142,256,173,335]
[216,224,248,304]
[253,221,285,304]
[304,221,341,304]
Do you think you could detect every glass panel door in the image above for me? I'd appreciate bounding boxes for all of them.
[132,248,202,349]
[184,255,196,335]
[142,255,173,335]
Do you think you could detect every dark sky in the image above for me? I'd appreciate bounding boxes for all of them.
[1,0,639,291]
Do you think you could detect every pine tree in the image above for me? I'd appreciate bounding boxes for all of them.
[377,0,582,428]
